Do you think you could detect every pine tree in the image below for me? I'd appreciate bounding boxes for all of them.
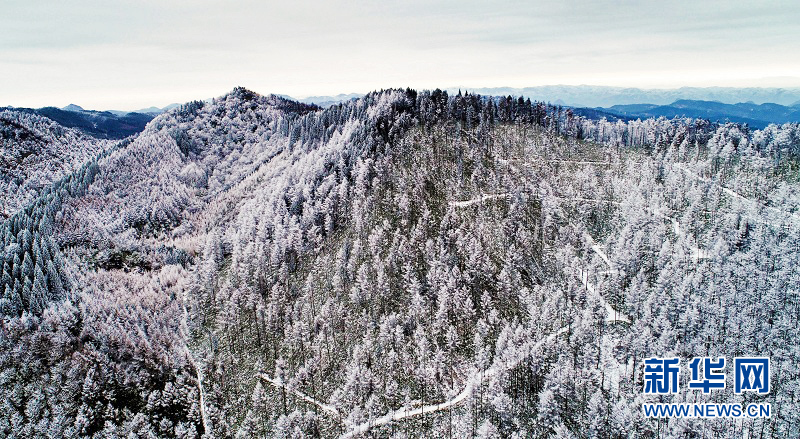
[1,284,19,315]
[32,264,49,309]
[12,252,22,280]
[22,276,35,313]
[46,260,64,299]
[1,261,12,290]
[21,250,34,281]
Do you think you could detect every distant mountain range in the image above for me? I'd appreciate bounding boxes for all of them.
[3,104,158,139]
[451,85,800,108]
[289,90,800,129]
[283,87,800,128]
[61,103,181,116]
[8,86,800,141]
[594,99,800,129]
[106,103,181,117]
[280,93,363,107]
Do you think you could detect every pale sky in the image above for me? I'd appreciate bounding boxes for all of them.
[2,0,799,110]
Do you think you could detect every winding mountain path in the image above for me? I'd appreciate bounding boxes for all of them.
[338,326,570,439]
[181,293,213,436]
[257,374,341,417]
[449,193,510,208]
[675,163,800,226]
[254,326,570,438]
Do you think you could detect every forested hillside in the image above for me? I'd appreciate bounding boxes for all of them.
[599,100,800,129]
[0,110,113,217]
[1,87,798,438]
[7,106,156,140]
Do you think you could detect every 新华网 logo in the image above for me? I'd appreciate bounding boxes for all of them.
[643,356,769,394]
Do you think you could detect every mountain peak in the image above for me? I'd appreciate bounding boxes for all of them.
[229,86,260,101]
[61,103,85,112]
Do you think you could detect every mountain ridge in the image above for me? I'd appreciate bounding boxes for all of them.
[452,85,800,107]
[5,105,156,139]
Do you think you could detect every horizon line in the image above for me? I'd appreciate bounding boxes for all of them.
[6,82,800,113]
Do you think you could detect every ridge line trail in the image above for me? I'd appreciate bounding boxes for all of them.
[448,191,630,323]
[675,163,800,226]
[645,206,710,261]
[549,195,707,259]
[576,267,629,324]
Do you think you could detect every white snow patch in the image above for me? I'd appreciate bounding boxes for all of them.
[691,247,710,261]
[449,193,510,208]
[258,374,341,417]
[577,268,630,324]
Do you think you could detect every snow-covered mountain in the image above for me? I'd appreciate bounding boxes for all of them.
[61,104,87,112]
[0,109,114,216]
[1,87,798,438]
[6,105,156,140]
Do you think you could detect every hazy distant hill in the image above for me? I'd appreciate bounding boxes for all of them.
[455,85,800,107]
[279,93,364,107]
[597,99,800,129]
[107,103,181,117]
[6,105,156,139]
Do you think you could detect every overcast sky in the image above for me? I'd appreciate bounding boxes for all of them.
[3,0,799,110]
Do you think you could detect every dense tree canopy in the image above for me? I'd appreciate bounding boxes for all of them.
[1,87,798,438]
